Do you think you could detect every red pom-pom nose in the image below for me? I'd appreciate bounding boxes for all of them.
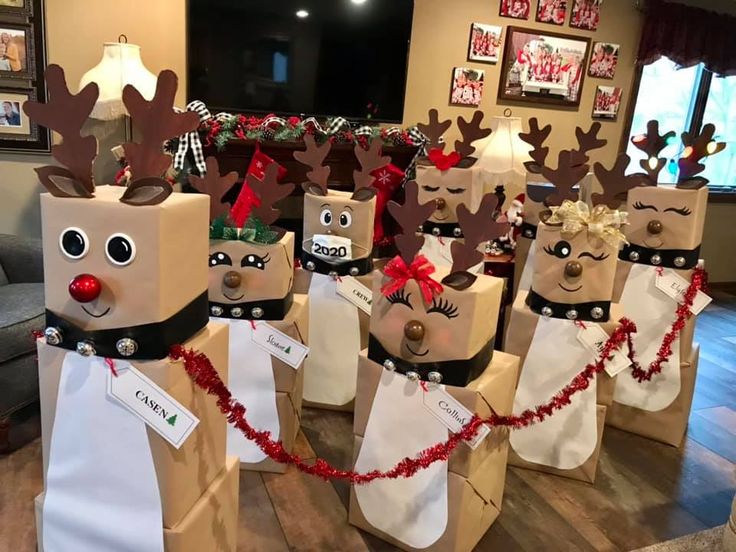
[69,274,102,303]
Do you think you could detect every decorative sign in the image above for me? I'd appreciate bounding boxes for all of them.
[336,276,373,315]
[251,321,309,369]
[422,386,490,449]
[576,323,631,377]
[655,270,712,315]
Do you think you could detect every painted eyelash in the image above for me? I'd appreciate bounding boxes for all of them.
[664,206,692,216]
[427,297,459,319]
[578,251,610,261]
[447,188,466,194]
[633,201,658,211]
[421,185,440,192]
[387,289,413,309]
[543,245,555,256]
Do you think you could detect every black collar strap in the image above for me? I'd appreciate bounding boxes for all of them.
[367,334,494,387]
[619,243,700,270]
[526,289,611,322]
[209,291,293,321]
[44,291,209,361]
[301,251,373,277]
[520,222,537,240]
[420,221,462,238]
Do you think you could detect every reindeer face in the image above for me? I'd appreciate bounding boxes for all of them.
[303,190,376,261]
[415,166,484,224]
[42,186,209,330]
[370,267,503,363]
[625,186,707,251]
[532,221,618,304]
[208,233,294,304]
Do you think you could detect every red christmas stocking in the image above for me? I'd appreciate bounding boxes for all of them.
[371,163,405,244]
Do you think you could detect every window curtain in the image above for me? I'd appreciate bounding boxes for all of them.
[637,0,736,76]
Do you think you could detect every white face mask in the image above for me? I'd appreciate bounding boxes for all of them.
[311,234,353,262]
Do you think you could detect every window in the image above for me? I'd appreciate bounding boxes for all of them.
[626,57,734,191]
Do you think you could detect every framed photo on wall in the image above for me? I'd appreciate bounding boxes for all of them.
[450,67,484,107]
[592,86,621,119]
[570,0,603,31]
[536,0,567,25]
[0,0,33,17]
[468,23,502,63]
[499,0,530,20]
[588,42,619,79]
[0,21,34,79]
[497,26,591,108]
[0,87,49,151]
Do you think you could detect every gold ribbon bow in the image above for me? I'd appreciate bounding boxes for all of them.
[547,200,628,247]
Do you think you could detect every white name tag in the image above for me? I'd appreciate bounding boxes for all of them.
[250,321,309,369]
[422,386,490,450]
[336,276,373,315]
[107,363,199,449]
[576,323,631,377]
[655,269,712,315]
[312,234,353,262]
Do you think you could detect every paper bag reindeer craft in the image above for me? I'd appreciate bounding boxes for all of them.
[293,135,385,410]
[504,148,633,483]
[349,182,520,552]
[512,119,606,298]
[190,158,308,473]
[414,109,493,272]
[26,66,239,551]
[607,121,724,446]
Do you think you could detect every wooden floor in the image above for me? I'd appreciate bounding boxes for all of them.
[1,291,735,552]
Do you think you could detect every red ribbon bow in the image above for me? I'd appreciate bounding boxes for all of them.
[427,147,461,171]
[381,255,443,304]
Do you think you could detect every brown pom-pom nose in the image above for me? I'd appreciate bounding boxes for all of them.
[404,320,425,342]
[435,197,446,211]
[565,260,583,278]
[647,220,663,235]
[223,270,241,289]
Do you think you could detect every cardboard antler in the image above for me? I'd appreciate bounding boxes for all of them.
[387,180,436,264]
[572,122,607,165]
[417,108,452,151]
[541,150,588,207]
[630,120,676,185]
[352,140,390,201]
[592,154,645,208]
[454,111,492,166]
[248,163,296,225]
[23,64,99,198]
[677,123,726,189]
[293,134,331,196]
[189,157,240,221]
[518,117,552,174]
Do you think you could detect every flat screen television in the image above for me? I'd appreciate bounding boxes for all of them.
[188,0,414,123]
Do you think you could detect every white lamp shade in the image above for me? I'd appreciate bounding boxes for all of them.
[475,116,531,173]
[79,42,158,120]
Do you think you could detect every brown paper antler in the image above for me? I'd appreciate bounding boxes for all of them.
[23,64,99,198]
[677,123,726,189]
[444,193,509,290]
[454,111,492,167]
[293,134,332,196]
[387,180,436,265]
[352,140,390,201]
[541,150,589,207]
[121,70,199,206]
[630,120,676,185]
[417,108,452,151]
[571,122,607,166]
[518,117,552,174]
[592,154,645,208]
[188,157,240,221]
[248,163,296,225]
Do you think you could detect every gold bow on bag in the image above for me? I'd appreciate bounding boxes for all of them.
[547,200,628,247]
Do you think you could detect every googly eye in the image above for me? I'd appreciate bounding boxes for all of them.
[319,208,333,226]
[105,233,136,266]
[339,210,352,228]
[59,227,89,260]
[554,240,571,259]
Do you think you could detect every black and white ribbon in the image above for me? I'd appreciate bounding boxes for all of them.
[174,100,212,175]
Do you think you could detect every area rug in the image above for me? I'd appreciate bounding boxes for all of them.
[633,525,724,551]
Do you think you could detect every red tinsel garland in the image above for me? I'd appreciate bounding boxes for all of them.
[626,266,707,382]
[170,318,635,484]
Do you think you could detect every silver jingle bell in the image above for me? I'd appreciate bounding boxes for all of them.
[44,326,63,346]
[452,227,462,238]
[566,309,579,320]
[541,306,553,318]
[674,256,686,268]
[406,370,420,382]
[251,307,264,319]
[306,261,316,271]
[628,250,640,262]
[383,359,396,371]
[230,307,244,318]
[116,338,138,357]
[76,340,96,357]
[428,371,443,384]
[432,227,441,237]
[417,225,424,233]
[650,254,662,266]
[524,229,534,238]
[349,266,360,277]
[590,306,605,320]
[210,305,224,317]
[329,270,339,280]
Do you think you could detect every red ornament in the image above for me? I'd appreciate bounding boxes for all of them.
[428,148,462,171]
[69,273,102,303]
